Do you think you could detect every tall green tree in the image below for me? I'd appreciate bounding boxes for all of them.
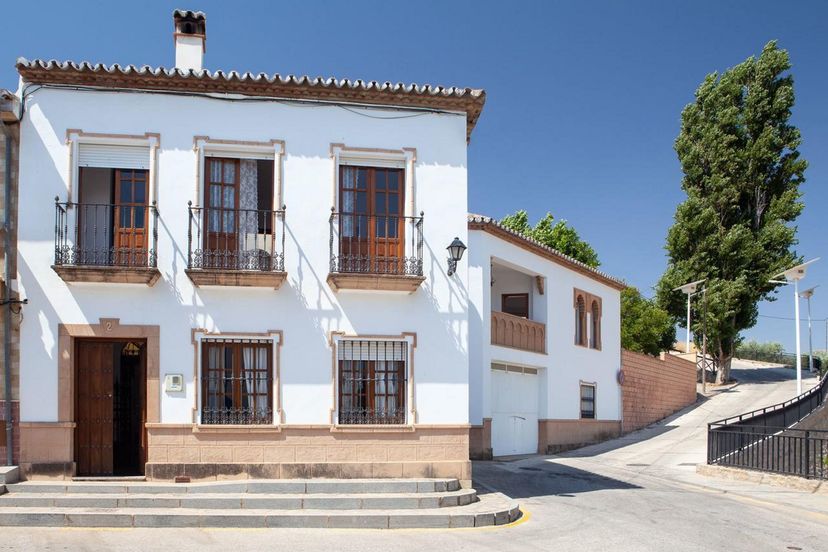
[656,41,806,383]
[621,287,676,356]
[500,210,600,268]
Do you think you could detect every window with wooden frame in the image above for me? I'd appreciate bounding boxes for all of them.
[589,298,602,350]
[574,293,587,346]
[338,340,407,425]
[338,166,405,273]
[502,293,530,318]
[580,384,596,419]
[200,338,273,424]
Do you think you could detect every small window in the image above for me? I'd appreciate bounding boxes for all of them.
[201,339,273,424]
[590,300,601,350]
[580,384,596,419]
[575,294,587,346]
[338,340,407,425]
[502,293,529,318]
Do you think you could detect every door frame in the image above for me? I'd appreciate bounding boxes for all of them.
[57,319,160,476]
[73,338,148,476]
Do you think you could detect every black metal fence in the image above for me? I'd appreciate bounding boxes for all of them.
[708,373,828,479]
[187,203,286,272]
[54,199,158,268]
[329,211,423,276]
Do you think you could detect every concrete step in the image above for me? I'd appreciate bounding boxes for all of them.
[6,478,460,496]
[0,493,520,528]
[0,488,477,510]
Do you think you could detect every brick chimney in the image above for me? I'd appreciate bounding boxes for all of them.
[173,10,206,72]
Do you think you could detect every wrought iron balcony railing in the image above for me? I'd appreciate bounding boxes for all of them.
[329,211,423,276]
[187,203,286,272]
[54,199,158,268]
[338,407,407,425]
[200,406,273,425]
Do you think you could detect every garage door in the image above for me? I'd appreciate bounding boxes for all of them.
[491,364,539,456]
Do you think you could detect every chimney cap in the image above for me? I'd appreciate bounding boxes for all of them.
[173,9,206,37]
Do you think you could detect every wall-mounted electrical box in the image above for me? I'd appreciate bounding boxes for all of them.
[164,374,184,393]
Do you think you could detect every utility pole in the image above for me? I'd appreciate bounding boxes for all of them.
[701,286,708,394]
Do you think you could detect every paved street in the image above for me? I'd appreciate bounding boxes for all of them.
[1,362,824,551]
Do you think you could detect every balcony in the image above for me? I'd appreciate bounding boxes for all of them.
[186,203,286,289]
[327,211,424,293]
[491,311,547,354]
[53,199,160,285]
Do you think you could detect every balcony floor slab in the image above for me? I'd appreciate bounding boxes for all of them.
[52,266,161,286]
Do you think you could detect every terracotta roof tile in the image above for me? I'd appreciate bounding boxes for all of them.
[468,214,626,290]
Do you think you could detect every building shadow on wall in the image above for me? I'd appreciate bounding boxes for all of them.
[472,459,640,500]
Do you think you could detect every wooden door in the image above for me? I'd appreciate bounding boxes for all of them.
[75,341,115,476]
[371,168,404,273]
[114,169,149,266]
[339,166,404,273]
[205,158,240,268]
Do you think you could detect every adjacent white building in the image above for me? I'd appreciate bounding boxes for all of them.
[467,216,625,458]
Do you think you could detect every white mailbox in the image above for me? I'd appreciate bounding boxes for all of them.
[164,374,184,393]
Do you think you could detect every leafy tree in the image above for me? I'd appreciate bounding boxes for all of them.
[656,41,806,383]
[500,210,600,268]
[621,287,676,356]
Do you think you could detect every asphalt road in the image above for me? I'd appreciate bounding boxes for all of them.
[1,361,824,551]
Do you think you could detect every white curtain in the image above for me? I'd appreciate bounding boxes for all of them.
[341,167,355,237]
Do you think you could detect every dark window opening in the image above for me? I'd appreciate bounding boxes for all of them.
[502,293,530,318]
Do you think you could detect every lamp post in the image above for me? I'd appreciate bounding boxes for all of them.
[674,279,705,354]
[799,286,819,374]
[772,258,820,395]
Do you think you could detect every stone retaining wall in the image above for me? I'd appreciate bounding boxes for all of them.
[622,350,697,433]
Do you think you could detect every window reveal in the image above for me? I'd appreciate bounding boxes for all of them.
[201,339,273,424]
[338,340,407,425]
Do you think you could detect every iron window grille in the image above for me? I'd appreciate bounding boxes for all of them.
[580,384,596,419]
[201,338,273,425]
[338,340,408,425]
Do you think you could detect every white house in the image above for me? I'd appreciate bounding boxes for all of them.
[467,215,625,458]
[8,9,627,482]
[13,10,484,482]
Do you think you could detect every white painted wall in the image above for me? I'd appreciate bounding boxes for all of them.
[468,229,622,425]
[17,86,470,425]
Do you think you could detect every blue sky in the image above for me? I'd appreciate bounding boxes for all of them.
[1,0,825,351]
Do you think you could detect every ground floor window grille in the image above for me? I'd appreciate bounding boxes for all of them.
[580,383,596,419]
[201,338,272,424]
[338,340,407,425]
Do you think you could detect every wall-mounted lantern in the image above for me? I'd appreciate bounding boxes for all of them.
[446,237,467,276]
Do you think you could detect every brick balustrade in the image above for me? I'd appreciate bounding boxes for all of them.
[491,311,546,354]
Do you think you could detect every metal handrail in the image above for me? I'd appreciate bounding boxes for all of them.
[709,371,828,427]
[187,202,286,272]
[328,210,424,276]
[54,198,158,268]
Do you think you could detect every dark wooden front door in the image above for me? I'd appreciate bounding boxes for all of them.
[75,340,146,476]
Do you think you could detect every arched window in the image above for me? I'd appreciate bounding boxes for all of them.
[575,294,586,346]
[590,300,601,349]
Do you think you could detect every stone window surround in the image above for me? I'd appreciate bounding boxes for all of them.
[573,288,602,351]
[190,328,284,427]
[328,331,418,429]
[192,136,286,211]
[64,129,160,206]
[329,144,417,218]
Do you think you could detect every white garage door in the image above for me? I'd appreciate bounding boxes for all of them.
[491,365,539,456]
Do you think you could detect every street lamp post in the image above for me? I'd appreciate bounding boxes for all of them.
[674,279,705,354]
[800,286,819,374]
[772,259,820,395]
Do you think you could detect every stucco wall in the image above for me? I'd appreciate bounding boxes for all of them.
[16,86,470,433]
[621,350,697,433]
[468,229,623,426]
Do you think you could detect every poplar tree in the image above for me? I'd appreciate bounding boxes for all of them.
[656,41,806,383]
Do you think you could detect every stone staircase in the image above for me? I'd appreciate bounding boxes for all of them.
[0,478,520,528]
